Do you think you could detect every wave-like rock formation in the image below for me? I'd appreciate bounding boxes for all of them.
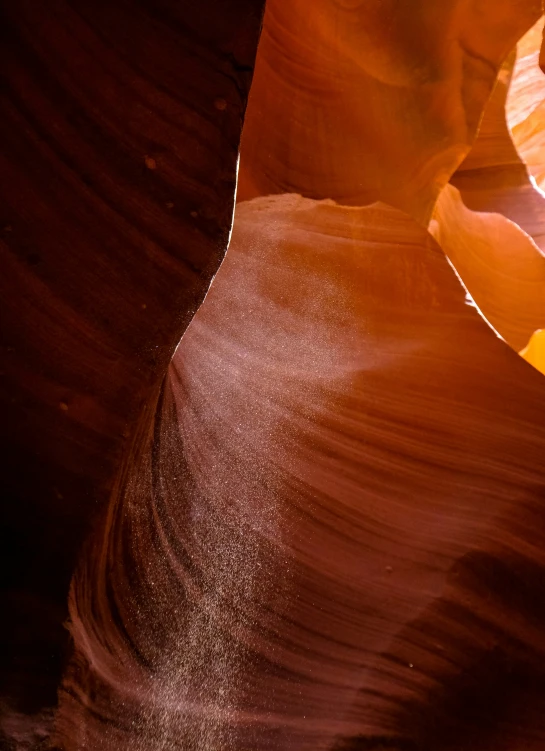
[431,184,545,351]
[450,24,545,249]
[237,0,542,224]
[2,0,545,749]
[57,196,545,750]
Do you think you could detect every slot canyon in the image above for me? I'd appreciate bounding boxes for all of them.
[1,1,545,749]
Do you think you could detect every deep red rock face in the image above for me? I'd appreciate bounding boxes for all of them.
[0,0,264,743]
[3,1,545,749]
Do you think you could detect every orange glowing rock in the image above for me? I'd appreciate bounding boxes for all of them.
[520,328,545,375]
[507,18,545,130]
[238,0,541,224]
[433,22,545,358]
[431,183,545,351]
[509,17,545,191]
[450,49,545,249]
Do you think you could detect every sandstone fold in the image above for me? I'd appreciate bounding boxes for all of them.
[431,184,545,352]
[237,0,541,224]
[56,196,545,750]
[450,47,545,249]
[4,1,545,747]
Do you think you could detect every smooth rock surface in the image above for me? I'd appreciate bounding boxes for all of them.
[57,196,545,750]
[237,0,541,224]
[0,0,264,741]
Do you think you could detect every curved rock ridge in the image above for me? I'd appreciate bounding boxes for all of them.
[237,0,542,223]
[55,195,545,750]
[450,47,545,250]
[508,16,545,190]
[437,31,545,360]
[507,17,545,131]
[431,183,545,352]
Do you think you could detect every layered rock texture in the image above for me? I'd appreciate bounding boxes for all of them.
[2,1,545,749]
[58,196,545,751]
[0,0,264,745]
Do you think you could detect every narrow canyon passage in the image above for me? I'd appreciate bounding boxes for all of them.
[3,1,545,749]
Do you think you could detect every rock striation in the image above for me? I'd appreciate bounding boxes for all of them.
[2,1,545,749]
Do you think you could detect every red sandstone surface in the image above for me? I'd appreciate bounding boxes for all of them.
[1,1,545,749]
